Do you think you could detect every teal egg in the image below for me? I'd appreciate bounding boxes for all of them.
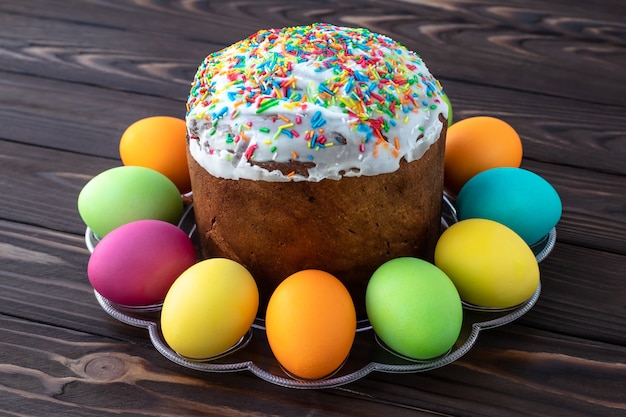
[456,167,562,245]
[78,166,183,238]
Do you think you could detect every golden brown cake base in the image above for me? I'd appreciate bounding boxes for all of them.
[188,135,445,317]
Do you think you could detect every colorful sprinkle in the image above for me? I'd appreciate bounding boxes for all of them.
[244,144,258,160]
[256,98,280,113]
[186,23,447,178]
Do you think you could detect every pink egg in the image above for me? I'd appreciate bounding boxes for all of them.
[88,219,196,306]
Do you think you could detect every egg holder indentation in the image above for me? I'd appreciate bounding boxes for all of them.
[85,195,554,389]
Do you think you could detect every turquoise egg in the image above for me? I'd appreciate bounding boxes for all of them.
[456,167,562,245]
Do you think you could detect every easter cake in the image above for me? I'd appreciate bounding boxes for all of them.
[185,23,449,313]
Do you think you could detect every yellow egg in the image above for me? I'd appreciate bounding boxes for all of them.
[265,270,356,380]
[161,259,259,359]
[434,219,539,308]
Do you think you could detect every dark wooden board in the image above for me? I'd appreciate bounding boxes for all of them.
[2,314,624,417]
[0,0,624,105]
[519,242,626,345]
[1,0,625,415]
[360,326,626,417]
[0,139,115,235]
[2,70,625,176]
[522,159,626,255]
[443,79,626,176]
[1,185,623,349]
[0,218,150,345]
[1,139,624,253]
[0,71,185,161]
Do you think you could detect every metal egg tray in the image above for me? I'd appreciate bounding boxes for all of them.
[85,196,555,389]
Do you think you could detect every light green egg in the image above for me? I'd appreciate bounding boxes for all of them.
[78,166,183,238]
[366,257,463,360]
[441,91,452,126]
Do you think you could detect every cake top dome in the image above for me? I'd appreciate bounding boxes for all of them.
[186,23,448,182]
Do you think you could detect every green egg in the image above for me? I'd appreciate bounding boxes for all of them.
[78,166,183,238]
[365,257,463,360]
[441,92,452,126]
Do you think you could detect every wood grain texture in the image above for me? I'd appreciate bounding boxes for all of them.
[0,0,625,104]
[3,71,626,176]
[2,139,624,254]
[520,242,626,345]
[0,72,184,160]
[522,159,626,254]
[443,79,626,176]
[0,139,113,234]
[0,219,149,345]
[2,315,624,417]
[0,0,624,415]
[2,210,623,353]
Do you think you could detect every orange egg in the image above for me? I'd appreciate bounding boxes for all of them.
[265,270,356,380]
[119,116,191,194]
[444,116,522,195]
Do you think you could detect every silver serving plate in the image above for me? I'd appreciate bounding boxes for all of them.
[85,196,556,389]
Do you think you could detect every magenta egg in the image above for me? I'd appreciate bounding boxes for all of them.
[88,219,196,306]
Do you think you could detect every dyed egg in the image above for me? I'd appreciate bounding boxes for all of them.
[88,220,196,307]
[366,258,463,360]
[78,166,183,238]
[441,92,453,126]
[456,167,562,245]
[435,219,540,308]
[444,116,523,195]
[161,259,258,359]
[119,116,191,194]
[265,270,356,380]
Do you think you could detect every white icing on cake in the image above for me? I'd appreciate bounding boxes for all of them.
[186,23,448,182]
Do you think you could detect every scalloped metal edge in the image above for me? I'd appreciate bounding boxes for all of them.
[86,195,551,389]
[94,281,541,389]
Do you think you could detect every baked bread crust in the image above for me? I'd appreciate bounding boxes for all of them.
[188,123,445,314]
[185,23,450,315]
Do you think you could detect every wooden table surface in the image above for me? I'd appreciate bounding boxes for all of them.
[1,0,624,416]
